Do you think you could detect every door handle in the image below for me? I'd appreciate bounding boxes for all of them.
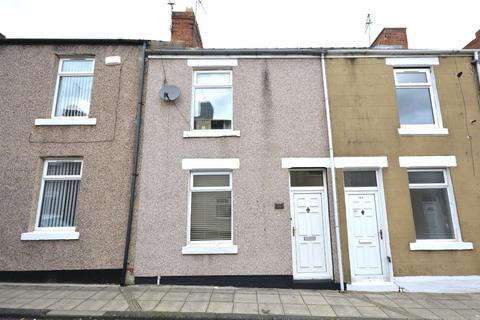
[379,229,383,239]
[292,226,295,237]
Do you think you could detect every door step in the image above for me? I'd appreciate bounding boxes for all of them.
[347,281,398,292]
[292,279,340,290]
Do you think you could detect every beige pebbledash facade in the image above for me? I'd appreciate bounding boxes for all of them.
[326,53,480,289]
[133,54,341,287]
[0,40,143,282]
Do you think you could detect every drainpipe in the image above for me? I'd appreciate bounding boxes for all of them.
[121,41,147,286]
[475,51,480,92]
[321,53,345,291]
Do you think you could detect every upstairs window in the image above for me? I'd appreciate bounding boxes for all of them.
[394,68,442,128]
[192,70,233,130]
[53,58,95,118]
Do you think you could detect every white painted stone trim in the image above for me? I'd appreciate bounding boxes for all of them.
[385,57,439,66]
[182,244,238,255]
[35,118,97,126]
[409,241,473,251]
[187,59,238,67]
[394,276,480,293]
[105,56,121,65]
[281,157,331,169]
[183,130,240,138]
[347,282,399,292]
[399,156,457,168]
[21,231,80,241]
[398,127,448,135]
[335,156,389,168]
[182,158,240,170]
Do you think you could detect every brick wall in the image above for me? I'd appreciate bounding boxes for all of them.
[171,9,203,48]
[464,29,480,49]
[371,28,408,49]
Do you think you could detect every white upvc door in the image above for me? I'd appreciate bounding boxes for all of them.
[345,192,385,278]
[291,191,332,280]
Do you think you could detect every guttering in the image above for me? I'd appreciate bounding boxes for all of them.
[121,41,147,286]
[320,53,345,291]
[146,47,477,58]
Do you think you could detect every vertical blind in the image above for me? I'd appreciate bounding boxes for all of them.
[39,161,82,228]
[55,59,94,117]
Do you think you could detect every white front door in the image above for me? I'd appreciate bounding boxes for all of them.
[291,192,331,279]
[345,193,384,277]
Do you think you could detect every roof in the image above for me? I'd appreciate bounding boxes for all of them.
[0,38,147,45]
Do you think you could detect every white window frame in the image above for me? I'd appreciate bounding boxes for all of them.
[35,58,96,126]
[407,168,473,250]
[189,70,234,134]
[394,68,447,135]
[21,159,82,241]
[182,171,237,254]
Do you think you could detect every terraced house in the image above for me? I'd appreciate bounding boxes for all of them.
[325,28,480,291]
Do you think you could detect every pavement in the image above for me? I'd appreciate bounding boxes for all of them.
[0,283,479,319]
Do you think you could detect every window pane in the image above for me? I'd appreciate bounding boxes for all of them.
[55,76,93,117]
[344,171,377,187]
[62,60,94,73]
[196,72,230,85]
[396,72,428,84]
[193,174,230,187]
[410,188,455,239]
[290,171,323,187]
[191,191,231,241]
[408,171,444,184]
[39,179,80,227]
[47,161,81,176]
[396,88,434,125]
[194,88,232,129]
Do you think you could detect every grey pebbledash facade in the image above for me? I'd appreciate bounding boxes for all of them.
[132,53,341,287]
[0,39,145,283]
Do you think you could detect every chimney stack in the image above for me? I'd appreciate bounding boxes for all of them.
[171,7,203,48]
[464,29,480,49]
[370,28,408,49]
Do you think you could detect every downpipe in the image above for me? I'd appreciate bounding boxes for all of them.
[321,53,345,291]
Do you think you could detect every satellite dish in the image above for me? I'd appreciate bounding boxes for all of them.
[160,84,180,102]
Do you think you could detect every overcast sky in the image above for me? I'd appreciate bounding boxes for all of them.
[1,0,479,49]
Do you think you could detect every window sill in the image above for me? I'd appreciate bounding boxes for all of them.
[183,130,240,138]
[409,241,473,251]
[21,230,80,241]
[34,118,97,126]
[182,243,238,255]
[398,127,448,136]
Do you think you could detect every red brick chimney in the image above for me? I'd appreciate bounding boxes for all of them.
[370,28,408,49]
[171,8,203,48]
[464,29,480,49]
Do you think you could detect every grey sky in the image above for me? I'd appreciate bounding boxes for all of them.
[1,0,479,49]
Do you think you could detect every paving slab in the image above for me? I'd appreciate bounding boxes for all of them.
[429,308,465,320]
[279,294,304,304]
[258,303,284,315]
[404,307,441,319]
[211,293,234,302]
[161,291,189,301]
[283,303,310,316]
[257,294,281,304]
[186,292,212,302]
[137,300,159,311]
[206,301,233,313]
[153,301,184,312]
[180,301,208,313]
[100,298,129,311]
[302,294,328,305]
[308,304,336,317]
[332,305,362,317]
[48,299,84,311]
[234,293,257,303]
[73,299,109,311]
[233,302,259,314]
[20,298,58,309]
